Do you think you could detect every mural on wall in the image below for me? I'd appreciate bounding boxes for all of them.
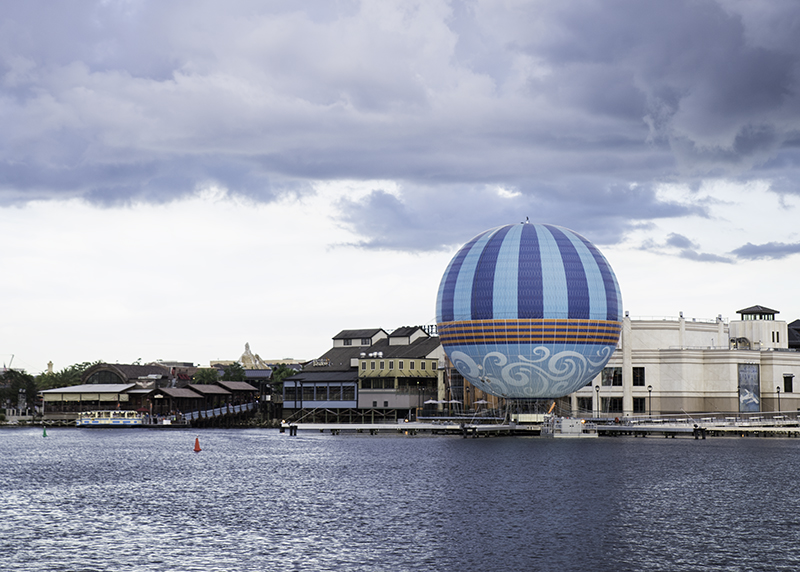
[738,363,760,413]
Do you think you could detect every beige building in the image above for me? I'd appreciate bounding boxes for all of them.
[570,305,800,417]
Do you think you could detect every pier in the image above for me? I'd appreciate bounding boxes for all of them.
[279,411,800,439]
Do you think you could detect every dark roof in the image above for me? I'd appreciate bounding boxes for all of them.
[789,320,800,349]
[304,346,365,371]
[157,387,203,399]
[285,370,359,383]
[81,363,170,384]
[187,384,231,395]
[737,305,779,315]
[216,381,258,392]
[362,337,441,359]
[333,328,385,340]
[390,326,425,338]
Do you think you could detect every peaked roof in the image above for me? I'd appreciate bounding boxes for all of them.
[187,384,231,395]
[390,326,425,337]
[40,384,135,394]
[216,381,258,392]
[333,328,385,340]
[157,387,203,399]
[737,305,779,315]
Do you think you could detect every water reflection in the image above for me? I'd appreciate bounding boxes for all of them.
[2,428,800,571]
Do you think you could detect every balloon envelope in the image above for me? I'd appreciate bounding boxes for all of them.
[435,223,623,399]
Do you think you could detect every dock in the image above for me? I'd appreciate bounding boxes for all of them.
[280,420,540,437]
[280,412,800,439]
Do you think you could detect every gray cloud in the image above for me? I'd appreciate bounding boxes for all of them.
[641,232,733,263]
[731,241,800,260]
[2,0,800,251]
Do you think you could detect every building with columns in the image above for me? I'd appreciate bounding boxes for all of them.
[569,306,800,418]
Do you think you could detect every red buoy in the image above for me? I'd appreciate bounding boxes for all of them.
[194,436,202,453]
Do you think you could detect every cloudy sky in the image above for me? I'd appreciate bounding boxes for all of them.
[3,0,800,374]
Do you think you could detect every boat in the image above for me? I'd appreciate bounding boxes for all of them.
[76,410,191,427]
[76,410,145,427]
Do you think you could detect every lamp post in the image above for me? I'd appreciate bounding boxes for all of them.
[647,385,653,417]
[595,385,600,418]
[777,386,781,413]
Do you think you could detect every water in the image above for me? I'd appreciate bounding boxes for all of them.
[2,428,800,571]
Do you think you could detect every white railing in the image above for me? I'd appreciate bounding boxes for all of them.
[184,402,255,422]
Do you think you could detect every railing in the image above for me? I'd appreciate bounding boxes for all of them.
[184,402,255,422]
[619,411,800,427]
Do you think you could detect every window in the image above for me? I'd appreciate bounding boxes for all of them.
[329,385,342,401]
[361,338,371,345]
[361,379,372,389]
[383,401,389,407]
[371,361,376,370]
[601,397,623,413]
[342,386,355,400]
[379,361,385,370]
[303,386,314,402]
[633,397,646,414]
[633,367,645,387]
[361,362,366,370]
[421,361,426,370]
[602,367,622,387]
[399,360,404,370]
[389,361,394,370]
[410,361,415,369]
[372,401,377,407]
[343,339,352,346]
[314,386,327,401]
[785,375,794,393]
[577,397,592,412]
[285,387,297,401]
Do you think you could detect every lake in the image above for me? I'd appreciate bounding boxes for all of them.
[2,428,799,571]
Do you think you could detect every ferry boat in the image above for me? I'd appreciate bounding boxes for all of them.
[76,410,144,427]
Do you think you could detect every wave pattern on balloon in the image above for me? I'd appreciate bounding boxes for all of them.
[436,223,623,399]
[449,345,614,398]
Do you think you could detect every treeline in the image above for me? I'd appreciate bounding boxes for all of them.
[1,361,299,410]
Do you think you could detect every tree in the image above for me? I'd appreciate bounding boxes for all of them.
[1,369,37,411]
[221,362,246,382]
[36,361,97,390]
[269,363,297,392]
[192,368,220,384]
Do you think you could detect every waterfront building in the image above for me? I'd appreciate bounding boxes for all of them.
[569,305,800,418]
[282,327,445,423]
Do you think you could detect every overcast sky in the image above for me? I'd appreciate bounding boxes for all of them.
[3,0,800,374]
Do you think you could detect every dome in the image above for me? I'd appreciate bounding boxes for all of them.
[435,222,623,399]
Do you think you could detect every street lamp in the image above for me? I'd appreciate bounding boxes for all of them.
[777,386,781,413]
[595,385,600,418]
[647,385,653,417]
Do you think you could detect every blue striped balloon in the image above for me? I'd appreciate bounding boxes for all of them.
[436,222,623,399]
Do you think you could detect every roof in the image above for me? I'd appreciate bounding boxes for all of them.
[216,381,258,392]
[284,370,359,383]
[81,363,170,384]
[40,384,136,394]
[156,387,203,399]
[390,326,424,338]
[360,336,441,359]
[304,346,365,371]
[333,328,385,340]
[737,305,779,315]
[187,384,231,395]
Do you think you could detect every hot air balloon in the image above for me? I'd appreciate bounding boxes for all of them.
[435,222,623,399]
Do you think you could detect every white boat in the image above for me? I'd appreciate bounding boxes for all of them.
[76,410,144,427]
